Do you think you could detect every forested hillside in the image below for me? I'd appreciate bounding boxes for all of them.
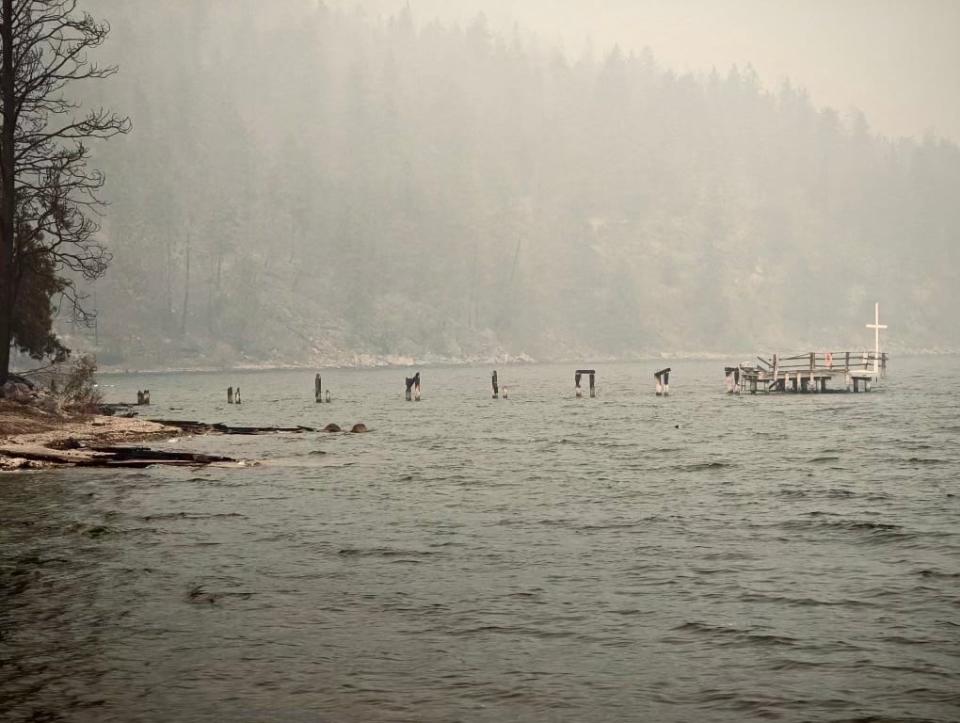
[70,0,960,368]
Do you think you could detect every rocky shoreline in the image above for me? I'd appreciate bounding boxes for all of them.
[0,400,363,471]
[0,397,262,470]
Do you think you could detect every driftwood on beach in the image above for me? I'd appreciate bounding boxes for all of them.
[151,420,317,435]
[0,443,238,469]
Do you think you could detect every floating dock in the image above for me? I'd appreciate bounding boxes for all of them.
[725,303,889,394]
[726,351,887,394]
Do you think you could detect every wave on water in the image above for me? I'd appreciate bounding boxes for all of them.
[674,461,736,472]
[337,547,438,560]
[668,621,799,648]
[778,517,909,542]
[4,360,960,723]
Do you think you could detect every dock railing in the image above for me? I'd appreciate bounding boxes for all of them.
[727,351,888,394]
[756,351,887,375]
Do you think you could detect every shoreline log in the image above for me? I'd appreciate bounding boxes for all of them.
[0,443,238,468]
[150,420,316,435]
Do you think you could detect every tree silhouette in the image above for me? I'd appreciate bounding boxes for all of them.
[0,0,129,386]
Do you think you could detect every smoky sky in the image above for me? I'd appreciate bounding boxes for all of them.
[344,0,960,142]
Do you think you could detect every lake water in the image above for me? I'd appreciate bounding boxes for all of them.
[2,358,959,722]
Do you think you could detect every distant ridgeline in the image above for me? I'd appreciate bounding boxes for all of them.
[77,0,959,368]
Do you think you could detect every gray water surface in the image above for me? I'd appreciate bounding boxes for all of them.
[2,358,959,722]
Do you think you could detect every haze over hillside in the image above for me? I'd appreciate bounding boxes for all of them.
[347,0,960,142]
[61,0,960,368]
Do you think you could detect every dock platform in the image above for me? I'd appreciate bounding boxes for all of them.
[725,351,888,394]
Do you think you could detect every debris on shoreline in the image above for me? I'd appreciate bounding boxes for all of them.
[0,400,236,471]
[151,420,316,435]
[1,399,370,471]
[0,443,238,470]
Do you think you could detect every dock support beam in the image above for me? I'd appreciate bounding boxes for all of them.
[575,370,596,399]
[655,368,671,396]
[405,372,421,401]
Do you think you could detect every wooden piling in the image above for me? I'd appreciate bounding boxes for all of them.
[234,387,241,404]
[724,367,741,394]
[575,370,596,398]
[654,368,671,396]
[492,371,499,399]
[315,374,322,403]
[405,372,421,402]
[227,386,234,404]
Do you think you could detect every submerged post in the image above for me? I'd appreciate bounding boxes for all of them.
[491,370,499,399]
[654,368,671,396]
[227,386,234,404]
[143,390,150,405]
[315,374,322,403]
[405,372,421,401]
[234,387,241,404]
[575,370,595,398]
[724,367,740,394]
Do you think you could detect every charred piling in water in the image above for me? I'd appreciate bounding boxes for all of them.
[575,370,596,398]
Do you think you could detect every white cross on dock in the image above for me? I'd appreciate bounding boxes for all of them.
[866,302,887,373]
